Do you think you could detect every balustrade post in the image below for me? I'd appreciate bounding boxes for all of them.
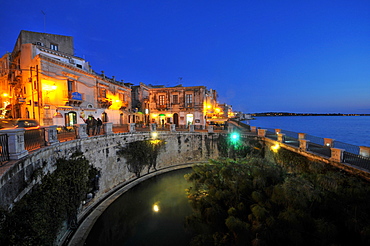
[298,133,306,140]
[275,129,281,134]
[277,133,285,143]
[207,125,214,133]
[324,138,334,147]
[331,148,344,162]
[257,129,266,137]
[42,125,59,145]
[359,146,370,158]
[2,129,28,160]
[299,139,309,151]
[75,124,88,139]
[250,126,257,133]
[150,123,157,132]
[129,123,136,133]
[103,122,113,135]
[170,124,176,132]
[189,124,195,132]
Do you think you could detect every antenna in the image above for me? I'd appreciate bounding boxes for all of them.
[41,10,46,32]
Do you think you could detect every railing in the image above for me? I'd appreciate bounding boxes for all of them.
[24,129,46,151]
[343,152,370,170]
[307,142,331,158]
[305,134,324,145]
[112,124,129,133]
[0,134,9,164]
[260,127,370,172]
[57,126,77,142]
[334,141,359,155]
[265,128,277,140]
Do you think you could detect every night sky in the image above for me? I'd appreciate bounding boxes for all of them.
[1,0,369,114]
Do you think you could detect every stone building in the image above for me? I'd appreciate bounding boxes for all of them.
[146,84,219,128]
[0,53,11,118]
[130,82,151,125]
[2,30,132,126]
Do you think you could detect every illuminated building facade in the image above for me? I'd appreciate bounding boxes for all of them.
[147,84,220,127]
[130,82,151,125]
[2,30,131,126]
[0,53,11,118]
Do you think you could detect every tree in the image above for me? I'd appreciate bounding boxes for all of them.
[185,154,370,245]
[117,140,165,178]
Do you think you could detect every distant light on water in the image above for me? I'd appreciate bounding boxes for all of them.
[153,203,160,212]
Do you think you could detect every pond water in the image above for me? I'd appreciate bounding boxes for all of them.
[84,168,194,246]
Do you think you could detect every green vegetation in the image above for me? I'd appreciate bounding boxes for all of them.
[0,153,99,246]
[117,139,165,177]
[185,151,370,245]
[217,133,263,159]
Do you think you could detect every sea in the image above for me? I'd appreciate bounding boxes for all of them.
[245,116,370,147]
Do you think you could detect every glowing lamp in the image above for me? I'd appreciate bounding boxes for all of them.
[151,131,158,139]
[270,144,280,153]
[153,203,160,212]
[53,111,63,118]
[231,132,239,141]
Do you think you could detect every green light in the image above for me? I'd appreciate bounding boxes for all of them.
[230,132,239,141]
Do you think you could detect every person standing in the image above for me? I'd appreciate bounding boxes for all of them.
[96,118,103,135]
[85,117,91,135]
[91,117,97,135]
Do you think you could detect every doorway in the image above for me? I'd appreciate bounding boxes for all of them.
[173,113,179,126]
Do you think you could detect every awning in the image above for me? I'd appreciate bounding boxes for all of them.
[57,106,77,111]
[159,114,166,116]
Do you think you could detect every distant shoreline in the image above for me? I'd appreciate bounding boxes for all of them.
[251,113,370,117]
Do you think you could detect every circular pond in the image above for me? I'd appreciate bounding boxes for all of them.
[84,168,193,245]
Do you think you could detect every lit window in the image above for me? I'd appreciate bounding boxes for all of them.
[185,94,193,104]
[159,95,165,105]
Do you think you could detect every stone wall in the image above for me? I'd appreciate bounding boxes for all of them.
[0,132,220,210]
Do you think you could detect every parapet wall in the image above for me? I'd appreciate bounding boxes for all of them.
[0,132,220,210]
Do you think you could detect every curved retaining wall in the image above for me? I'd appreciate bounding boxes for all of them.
[0,131,221,211]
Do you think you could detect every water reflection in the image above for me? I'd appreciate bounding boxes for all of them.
[84,168,193,246]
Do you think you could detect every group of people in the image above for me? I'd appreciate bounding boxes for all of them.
[85,116,103,135]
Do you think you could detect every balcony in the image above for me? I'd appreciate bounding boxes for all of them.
[97,98,112,108]
[63,91,84,106]
[119,101,129,110]
[156,104,169,110]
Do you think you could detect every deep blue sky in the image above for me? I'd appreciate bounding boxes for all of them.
[1,0,369,114]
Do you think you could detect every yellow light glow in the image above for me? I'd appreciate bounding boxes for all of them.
[207,105,211,109]
[152,114,158,118]
[2,93,9,97]
[166,113,172,117]
[151,132,158,139]
[153,203,160,212]
[106,94,121,110]
[215,108,221,113]
[150,139,161,145]
[270,144,280,153]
